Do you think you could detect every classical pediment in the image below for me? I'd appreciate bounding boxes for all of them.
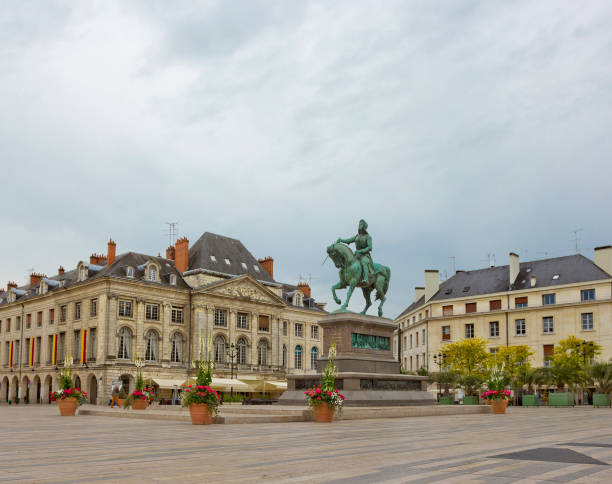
[197,275,285,306]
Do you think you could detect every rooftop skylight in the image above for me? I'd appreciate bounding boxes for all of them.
[210,256,217,262]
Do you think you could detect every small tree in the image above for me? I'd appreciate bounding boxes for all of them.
[550,336,602,391]
[441,338,490,379]
[493,345,534,404]
[586,361,612,395]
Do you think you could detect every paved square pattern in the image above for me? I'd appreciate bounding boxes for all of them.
[2,406,612,483]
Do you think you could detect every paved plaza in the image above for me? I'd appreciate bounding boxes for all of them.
[2,406,612,483]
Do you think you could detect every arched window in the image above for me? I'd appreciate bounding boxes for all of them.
[294,345,302,369]
[126,266,135,278]
[148,266,157,281]
[171,333,182,363]
[310,347,318,370]
[117,327,132,359]
[145,330,158,361]
[282,344,287,368]
[214,336,226,364]
[237,338,247,365]
[257,340,268,366]
[170,274,177,286]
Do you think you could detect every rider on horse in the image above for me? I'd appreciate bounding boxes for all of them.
[336,219,374,284]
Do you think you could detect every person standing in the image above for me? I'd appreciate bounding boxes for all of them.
[111,385,120,407]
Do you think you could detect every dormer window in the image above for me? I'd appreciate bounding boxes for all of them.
[210,256,217,262]
[241,262,247,270]
[148,267,157,282]
[79,267,88,282]
[294,293,302,307]
[225,258,231,265]
[170,274,177,286]
[126,267,135,278]
[254,266,260,272]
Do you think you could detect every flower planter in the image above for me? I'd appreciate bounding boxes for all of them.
[58,398,78,416]
[439,396,454,405]
[548,392,574,407]
[490,399,507,414]
[313,403,335,422]
[593,393,611,408]
[522,395,538,407]
[463,396,479,405]
[189,403,213,425]
[131,399,148,410]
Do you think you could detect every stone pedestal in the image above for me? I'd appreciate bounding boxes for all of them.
[279,313,434,406]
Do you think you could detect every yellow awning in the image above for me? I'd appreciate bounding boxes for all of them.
[238,379,287,392]
[152,378,185,389]
[180,378,250,392]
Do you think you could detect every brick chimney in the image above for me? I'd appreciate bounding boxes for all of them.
[175,237,189,273]
[107,238,116,265]
[89,253,107,265]
[7,281,18,291]
[166,245,176,261]
[297,282,311,298]
[58,266,65,275]
[258,257,274,278]
[30,272,45,287]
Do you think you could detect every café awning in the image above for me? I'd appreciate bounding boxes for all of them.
[151,378,186,389]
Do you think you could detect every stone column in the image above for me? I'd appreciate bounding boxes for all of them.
[106,294,118,359]
[272,315,280,367]
[288,319,294,370]
[251,312,258,366]
[96,296,107,364]
[161,302,171,363]
[229,310,236,346]
[135,298,145,358]
[205,305,215,361]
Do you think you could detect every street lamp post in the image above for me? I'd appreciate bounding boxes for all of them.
[226,342,237,399]
[575,340,594,405]
[432,352,446,401]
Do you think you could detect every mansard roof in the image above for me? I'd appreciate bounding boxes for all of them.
[397,254,611,319]
[186,232,274,283]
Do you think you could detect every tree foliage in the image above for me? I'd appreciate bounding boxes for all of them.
[441,338,489,378]
[493,345,534,383]
[549,335,602,389]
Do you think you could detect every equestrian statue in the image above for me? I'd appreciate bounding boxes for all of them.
[326,219,391,317]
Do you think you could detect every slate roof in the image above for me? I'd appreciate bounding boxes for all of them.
[0,252,189,306]
[280,283,326,313]
[187,232,275,283]
[397,254,611,319]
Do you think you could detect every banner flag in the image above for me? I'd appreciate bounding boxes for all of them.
[29,338,35,366]
[80,329,87,363]
[52,334,57,366]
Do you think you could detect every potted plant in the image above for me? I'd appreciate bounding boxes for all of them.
[587,362,612,408]
[117,387,127,407]
[182,335,221,424]
[431,371,457,404]
[123,356,155,410]
[305,343,344,422]
[483,365,511,414]
[51,355,88,416]
[460,375,482,405]
[181,384,221,424]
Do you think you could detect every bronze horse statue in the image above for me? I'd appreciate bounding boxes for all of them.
[327,242,391,316]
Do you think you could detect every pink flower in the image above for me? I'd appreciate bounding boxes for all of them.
[317,397,321,400]
[315,388,322,394]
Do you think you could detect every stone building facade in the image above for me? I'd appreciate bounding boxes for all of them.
[395,246,612,372]
[0,232,326,404]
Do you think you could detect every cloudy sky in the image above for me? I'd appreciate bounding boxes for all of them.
[1,0,611,317]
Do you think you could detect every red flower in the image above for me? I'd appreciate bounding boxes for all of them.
[317,397,321,400]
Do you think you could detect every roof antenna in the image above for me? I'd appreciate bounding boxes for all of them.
[165,222,178,246]
[570,228,583,253]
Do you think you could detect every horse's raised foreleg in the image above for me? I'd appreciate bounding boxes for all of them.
[331,281,345,305]
[340,284,355,311]
[361,288,373,315]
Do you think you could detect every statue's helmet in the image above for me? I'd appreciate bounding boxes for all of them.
[359,219,368,230]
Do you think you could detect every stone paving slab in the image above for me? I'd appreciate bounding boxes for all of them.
[2,406,612,482]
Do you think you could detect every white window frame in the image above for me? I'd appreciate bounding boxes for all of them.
[543,316,554,334]
[515,319,526,336]
[214,309,227,327]
[581,312,594,331]
[489,321,499,338]
[145,303,159,321]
